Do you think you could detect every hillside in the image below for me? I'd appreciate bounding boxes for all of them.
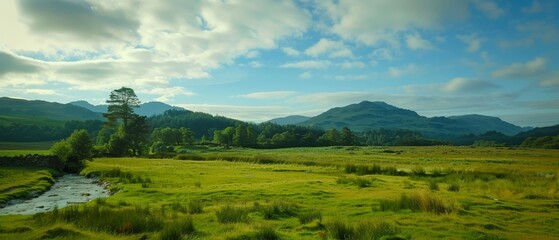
[69,101,184,116]
[267,115,311,125]
[0,97,102,121]
[299,101,525,138]
[148,109,244,138]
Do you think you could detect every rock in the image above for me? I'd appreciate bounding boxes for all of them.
[81,193,91,197]
[36,206,44,208]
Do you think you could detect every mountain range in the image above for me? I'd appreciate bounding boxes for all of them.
[69,101,184,116]
[269,101,529,138]
[0,97,539,139]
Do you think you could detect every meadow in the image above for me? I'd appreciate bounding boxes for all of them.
[0,146,558,239]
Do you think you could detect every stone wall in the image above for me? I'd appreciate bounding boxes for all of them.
[0,154,64,170]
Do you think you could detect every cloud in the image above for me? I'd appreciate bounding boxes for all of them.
[0,51,43,76]
[442,78,498,92]
[281,60,332,69]
[244,50,260,59]
[339,61,366,69]
[371,47,396,61]
[523,0,542,13]
[299,72,312,79]
[388,64,418,78]
[304,38,353,58]
[457,34,481,52]
[405,32,433,51]
[248,61,263,68]
[24,89,61,96]
[471,0,505,19]
[139,86,195,102]
[492,57,547,79]
[516,21,559,43]
[318,0,469,46]
[333,75,368,81]
[237,91,297,100]
[282,47,301,57]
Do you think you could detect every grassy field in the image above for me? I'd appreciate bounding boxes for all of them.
[0,146,558,239]
[0,141,53,156]
[0,168,57,205]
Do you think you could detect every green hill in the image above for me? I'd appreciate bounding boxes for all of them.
[69,100,185,116]
[267,115,311,125]
[0,97,102,121]
[299,101,525,138]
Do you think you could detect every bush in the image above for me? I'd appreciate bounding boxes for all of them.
[216,205,250,223]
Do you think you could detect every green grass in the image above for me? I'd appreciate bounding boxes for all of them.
[0,146,558,239]
[0,168,57,205]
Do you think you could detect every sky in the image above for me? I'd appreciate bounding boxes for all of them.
[0,0,558,127]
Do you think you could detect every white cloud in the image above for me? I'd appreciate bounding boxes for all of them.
[472,0,505,19]
[237,91,296,100]
[405,32,433,51]
[516,21,559,43]
[244,50,260,59]
[299,72,312,79]
[371,48,396,61]
[457,34,481,52]
[175,103,292,123]
[318,0,469,46]
[281,60,332,69]
[282,47,301,57]
[442,78,498,92]
[339,61,366,69]
[248,61,263,68]
[333,75,368,81]
[492,57,547,79]
[139,87,195,102]
[304,38,353,58]
[388,64,418,78]
[24,89,62,96]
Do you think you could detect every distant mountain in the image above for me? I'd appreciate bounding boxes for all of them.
[0,97,103,121]
[69,101,185,116]
[299,101,525,138]
[268,115,311,125]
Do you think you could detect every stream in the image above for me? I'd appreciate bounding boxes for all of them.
[0,175,109,215]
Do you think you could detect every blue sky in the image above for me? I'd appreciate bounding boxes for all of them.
[0,0,558,127]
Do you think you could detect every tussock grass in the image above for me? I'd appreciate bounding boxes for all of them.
[336,176,374,188]
[260,201,299,220]
[187,199,204,214]
[216,205,251,223]
[297,210,322,224]
[326,219,401,240]
[447,183,460,192]
[160,217,195,240]
[34,204,163,234]
[228,225,281,240]
[378,192,457,214]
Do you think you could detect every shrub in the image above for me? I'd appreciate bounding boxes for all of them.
[216,205,250,223]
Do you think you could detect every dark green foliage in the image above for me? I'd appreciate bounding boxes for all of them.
[428,181,439,191]
[104,87,141,129]
[216,205,250,223]
[187,200,204,214]
[50,129,93,172]
[345,164,407,176]
[336,176,373,188]
[160,217,195,240]
[520,135,559,149]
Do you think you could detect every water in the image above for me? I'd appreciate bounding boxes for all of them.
[0,175,109,215]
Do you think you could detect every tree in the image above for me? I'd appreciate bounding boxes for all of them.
[104,87,141,129]
[50,129,93,172]
[126,115,150,155]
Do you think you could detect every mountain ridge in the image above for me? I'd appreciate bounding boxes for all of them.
[69,100,185,116]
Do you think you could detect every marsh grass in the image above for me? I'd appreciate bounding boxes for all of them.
[216,205,251,223]
[337,176,374,188]
[261,201,299,220]
[378,192,457,214]
[428,181,439,191]
[447,183,460,192]
[228,225,281,240]
[326,219,401,240]
[34,204,163,234]
[159,217,195,240]
[344,164,406,176]
[297,210,322,224]
[187,199,204,214]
